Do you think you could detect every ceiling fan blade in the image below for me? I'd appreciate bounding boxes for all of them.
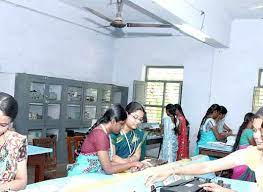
[83,7,113,22]
[84,17,113,30]
[126,23,172,28]
[124,32,173,38]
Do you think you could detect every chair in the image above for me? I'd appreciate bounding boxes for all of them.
[33,136,57,180]
[66,135,85,164]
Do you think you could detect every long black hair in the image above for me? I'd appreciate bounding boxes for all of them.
[197,104,220,142]
[219,105,227,116]
[0,92,18,122]
[232,112,255,152]
[165,104,179,135]
[174,104,189,127]
[77,104,127,153]
[89,104,127,133]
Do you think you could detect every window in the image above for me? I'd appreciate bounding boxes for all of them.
[259,69,263,87]
[252,69,263,113]
[145,66,183,123]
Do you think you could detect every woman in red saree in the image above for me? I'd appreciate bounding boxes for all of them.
[174,104,189,160]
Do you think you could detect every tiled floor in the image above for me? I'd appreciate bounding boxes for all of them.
[27,163,68,184]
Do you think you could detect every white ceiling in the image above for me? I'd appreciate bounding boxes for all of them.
[62,0,263,22]
[61,0,183,37]
[211,0,263,19]
[61,0,158,24]
[60,0,263,42]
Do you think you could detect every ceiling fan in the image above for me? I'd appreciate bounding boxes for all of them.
[83,0,174,37]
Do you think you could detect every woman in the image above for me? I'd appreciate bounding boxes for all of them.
[0,92,27,191]
[159,104,178,163]
[216,106,233,141]
[231,112,256,181]
[174,104,189,160]
[195,104,231,155]
[146,107,263,192]
[68,104,143,175]
[111,102,147,163]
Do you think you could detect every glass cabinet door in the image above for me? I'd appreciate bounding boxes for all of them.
[29,103,44,120]
[85,88,98,103]
[67,86,82,102]
[46,128,59,141]
[30,82,45,101]
[47,104,61,120]
[83,105,96,120]
[102,89,111,104]
[28,129,42,144]
[101,105,110,116]
[48,85,62,101]
[112,90,122,104]
[67,105,81,120]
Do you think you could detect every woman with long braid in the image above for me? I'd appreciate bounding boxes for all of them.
[231,112,256,181]
[67,104,143,176]
[159,104,179,162]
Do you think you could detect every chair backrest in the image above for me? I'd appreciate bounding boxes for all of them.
[66,135,85,164]
[33,136,57,169]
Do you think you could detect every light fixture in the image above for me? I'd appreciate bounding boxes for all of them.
[175,23,210,42]
[249,5,263,10]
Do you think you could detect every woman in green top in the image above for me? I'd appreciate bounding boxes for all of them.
[111,102,147,164]
[231,112,256,181]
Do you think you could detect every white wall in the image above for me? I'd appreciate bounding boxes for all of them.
[112,36,216,154]
[211,19,263,131]
[0,73,16,95]
[0,0,114,87]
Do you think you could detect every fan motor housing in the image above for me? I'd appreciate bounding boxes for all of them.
[110,19,127,28]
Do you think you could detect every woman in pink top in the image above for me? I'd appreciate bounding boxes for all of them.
[68,104,143,176]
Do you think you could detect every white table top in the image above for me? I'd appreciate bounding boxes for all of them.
[21,154,258,192]
[28,145,52,156]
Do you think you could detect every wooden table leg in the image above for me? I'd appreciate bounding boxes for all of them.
[28,154,45,182]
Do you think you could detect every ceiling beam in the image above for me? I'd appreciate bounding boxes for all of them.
[124,0,228,48]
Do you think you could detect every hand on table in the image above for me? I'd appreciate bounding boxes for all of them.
[199,183,234,192]
[129,161,144,172]
[145,168,173,187]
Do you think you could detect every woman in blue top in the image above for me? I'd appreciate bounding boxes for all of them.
[159,104,178,163]
[231,112,256,181]
[195,104,231,155]
[111,102,147,164]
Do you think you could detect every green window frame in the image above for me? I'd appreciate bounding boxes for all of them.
[145,66,183,123]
